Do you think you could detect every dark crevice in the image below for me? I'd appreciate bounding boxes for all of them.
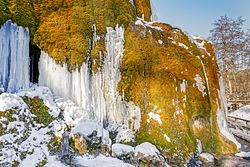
[29,43,41,83]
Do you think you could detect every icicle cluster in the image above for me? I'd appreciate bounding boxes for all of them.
[0,21,30,92]
[39,26,141,130]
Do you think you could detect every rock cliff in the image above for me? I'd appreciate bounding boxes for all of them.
[0,0,239,166]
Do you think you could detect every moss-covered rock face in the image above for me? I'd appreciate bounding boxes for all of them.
[118,22,237,164]
[0,1,237,165]
[0,0,153,69]
[0,0,138,70]
[133,0,152,21]
[0,0,11,26]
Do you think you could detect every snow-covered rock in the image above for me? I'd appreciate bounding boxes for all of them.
[199,153,214,163]
[71,120,111,146]
[112,143,134,157]
[134,142,160,157]
[115,127,135,143]
[235,151,250,158]
[74,154,134,167]
[0,87,61,166]
[0,93,25,111]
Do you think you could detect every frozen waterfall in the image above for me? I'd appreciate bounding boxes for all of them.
[0,21,30,92]
[39,26,141,130]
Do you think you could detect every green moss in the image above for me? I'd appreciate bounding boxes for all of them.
[69,137,76,150]
[0,0,11,27]
[0,109,19,135]
[0,109,17,122]
[118,23,237,165]
[12,0,39,39]
[11,161,19,167]
[22,96,53,126]
[36,159,47,167]
[47,135,61,155]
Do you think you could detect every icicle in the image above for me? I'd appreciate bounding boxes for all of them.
[0,21,30,93]
[39,26,141,131]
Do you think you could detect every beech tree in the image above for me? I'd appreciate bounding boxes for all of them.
[210,16,250,102]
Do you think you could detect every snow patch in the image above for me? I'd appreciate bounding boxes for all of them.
[112,143,134,157]
[148,112,162,125]
[199,153,214,162]
[180,80,186,93]
[0,93,25,111]
[235,152,250,158]
[158,40,163,45]
[17,86,61,117]
[115,128,135,143]
[189,35,212,56]
[72,120,111,145]
[178,43,189,50]
[135,17,162,31]
[134,142,160,157]
[44,156,66,167]
[74,154,134,167]
[194,74,207,97]
[229,105,250,121]
[196,139,202,154]
[164,134,171,142]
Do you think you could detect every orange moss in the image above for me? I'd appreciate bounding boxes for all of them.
[119,23,237,164]
[133,0,152,21]
[3,0,135,69]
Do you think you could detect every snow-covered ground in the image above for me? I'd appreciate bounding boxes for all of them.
[75,154,134,167]
[229,105,250,121]
[236,151,250,158]
[0,85,171,166]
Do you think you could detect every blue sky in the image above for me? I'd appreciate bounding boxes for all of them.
[153,0,250,38]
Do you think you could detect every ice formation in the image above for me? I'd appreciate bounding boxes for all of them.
[217,78,241,149]
[194,74,207,97]
[39,26,141,130]
[0,21,30,92]
[150,0,158,21]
